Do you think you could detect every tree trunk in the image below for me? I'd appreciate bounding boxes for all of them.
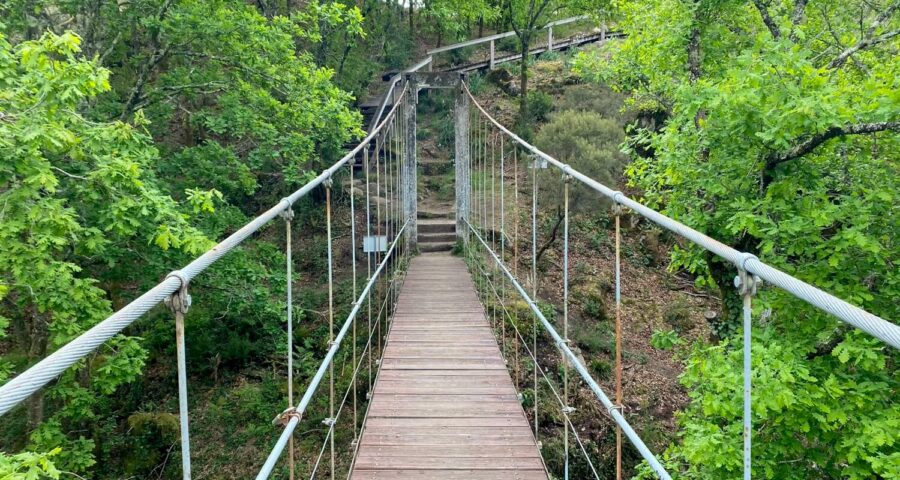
[408,0,414,33]
[517,35,530,127]
[25,309,50,432]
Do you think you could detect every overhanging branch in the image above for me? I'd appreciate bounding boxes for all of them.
[765,121,900,168]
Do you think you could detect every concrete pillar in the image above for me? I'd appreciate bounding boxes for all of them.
[548,26,553,51]
[403,76,418,251]
[454,82,470,239]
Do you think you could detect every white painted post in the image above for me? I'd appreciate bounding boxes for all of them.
[489,40,495,70]
[548,26,553,51]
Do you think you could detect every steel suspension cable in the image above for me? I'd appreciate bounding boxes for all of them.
[255,220,409,479]
[460,81,898,349]
[349,162,358,447]
[283,205,296,480]
[325,179,336,479]
[563,174,570,480]
[531,150,539,444]
[468,251,600,480]
[614,203,623,480]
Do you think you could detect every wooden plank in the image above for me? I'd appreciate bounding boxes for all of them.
[350,470,547,480]
[353,456,546,470]
[350,255,546,479]
[357,445,542,458]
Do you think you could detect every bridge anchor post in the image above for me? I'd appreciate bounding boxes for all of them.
[455,80,470,241]
[403,75,418,252]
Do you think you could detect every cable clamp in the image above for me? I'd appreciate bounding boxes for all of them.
[561,164,572,182]
[610,191,626,216]
[607,403,624,416]
[279,198,294,221]
[734,254,762,296]
[272,406,303,427]
[322,417,336,427]
[562,405,576,415]
[323,171,334,188]
[164,270,191,315]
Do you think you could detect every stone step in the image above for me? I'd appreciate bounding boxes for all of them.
[419,241,455,253]
[418,232,456,243]
[418,209,454,220]
[418,220,455,234]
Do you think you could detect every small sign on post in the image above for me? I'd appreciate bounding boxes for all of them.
[363,235,388,253]
[529,155,548,169]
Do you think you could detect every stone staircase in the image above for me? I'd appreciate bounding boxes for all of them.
[418,218,456,253]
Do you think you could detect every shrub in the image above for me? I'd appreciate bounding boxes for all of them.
[535,110,628,212]
[556,83,634,123]
[467,72,488,95]
[650,329,681,350]
[664,298,692,333]
[590,358,613,379]
[527,91,554,122]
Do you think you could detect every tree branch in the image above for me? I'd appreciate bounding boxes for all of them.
[752,0,782,39]
[765,121,900,168]
[788,0,809,41]
[828,29,899,68]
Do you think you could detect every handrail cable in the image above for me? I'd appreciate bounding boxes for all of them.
[0,82,411,419]
[462,82,899,348]
[256,219,409,479]
[467,251,602,480]
[465,219,673,480]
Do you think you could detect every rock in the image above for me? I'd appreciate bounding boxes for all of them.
[485,68,519,96]
[563,345,588,371]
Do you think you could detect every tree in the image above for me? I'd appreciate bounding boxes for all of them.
[575,0,899,477]
[0,28,212,472]
[506,0,562,128]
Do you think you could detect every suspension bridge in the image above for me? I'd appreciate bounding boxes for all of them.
[1,20,898,480]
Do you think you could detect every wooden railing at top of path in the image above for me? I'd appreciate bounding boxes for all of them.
[367,15,618,132]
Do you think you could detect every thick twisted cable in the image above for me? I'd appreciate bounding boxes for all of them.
[0,85,410,417]
[462,82,898,349]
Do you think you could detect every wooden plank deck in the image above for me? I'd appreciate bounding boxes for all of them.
[350,254,547,480]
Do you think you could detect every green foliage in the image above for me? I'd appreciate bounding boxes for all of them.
[650,329,680,350]
[0,28,213,472]
[535,110,628,212]
[579,1,900,477]
[555,83,633,123]
[0,448,61,480]
[589,357,612,379]
[526,91,554,122]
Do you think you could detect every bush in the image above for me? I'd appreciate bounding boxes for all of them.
[556,83,634,123]
[535,110,628,211]
[664,298,692,333]
[527,91,554,123]
[590,358,613,379]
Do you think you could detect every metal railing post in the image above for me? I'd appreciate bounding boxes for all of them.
[613,201,624,480]
[489,40,495,70]
[736,264,761,480]
[279,205,295,480]
[164,271,192,480]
